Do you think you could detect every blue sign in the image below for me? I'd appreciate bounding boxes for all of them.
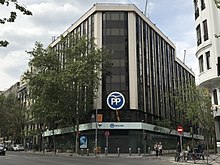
[107,92,125,110]
[79,135,88,149]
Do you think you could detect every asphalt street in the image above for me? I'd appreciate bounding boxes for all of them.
[0,151,178,165]
[0,151,220,165]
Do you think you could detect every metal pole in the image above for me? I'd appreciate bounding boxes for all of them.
[144,0,149,16]
[42,132,45,154]
[95,108,98,156]
[75,111,79,154]
[180,135,183,152]
[129,147,131,156]
[117,148,120,157]
[106,135,108,155]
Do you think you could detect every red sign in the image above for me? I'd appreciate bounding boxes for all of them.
[105,131,110,136]
[177,125,183,134]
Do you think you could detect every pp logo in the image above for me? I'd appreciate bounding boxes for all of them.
[107,92,125,110]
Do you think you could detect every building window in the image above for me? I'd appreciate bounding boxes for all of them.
[205,51,211,70]
[213,89,218,105]
[102,11,129,110]
[199,55,204,73]
[203,20,209,41]
[218,57,220,76]
[201,0,205,10]
[194,0,199,19]
[196,25,202,46]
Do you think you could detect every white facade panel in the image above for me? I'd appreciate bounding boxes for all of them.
[94,12,103,110]
[128,12,138,110]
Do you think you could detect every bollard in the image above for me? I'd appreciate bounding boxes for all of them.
[138,148,141,156]
[117,148,120,157]
[148,147,151,154]
[81,149,83,156]
[94,148,97,157]
[87,149,89,156]
[105,148,108,156]
[129,148,132,156]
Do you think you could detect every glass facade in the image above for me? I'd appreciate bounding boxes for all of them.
[100,12,195,127]
[102,12,130,121]
[135,15,195,128]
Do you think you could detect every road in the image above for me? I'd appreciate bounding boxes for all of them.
[0,151,180,165]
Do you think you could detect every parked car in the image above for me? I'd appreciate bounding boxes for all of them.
[13,144,24,151]
[0,144,6,155]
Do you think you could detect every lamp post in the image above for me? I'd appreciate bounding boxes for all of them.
[91,110,98,156]
[95,108,98,156]
[190,126,194,148]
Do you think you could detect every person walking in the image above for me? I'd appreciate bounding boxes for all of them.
[175,141,181,162]
[154,142,159,158]
[158,142,163,158]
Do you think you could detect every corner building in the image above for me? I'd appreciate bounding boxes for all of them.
[193,0,220,152]
[48,4,201,153]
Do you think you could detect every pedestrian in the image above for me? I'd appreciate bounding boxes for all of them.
[175,141,181,162]
[186,143,192,160]
[158,142,163,158]
[154,142,159,158]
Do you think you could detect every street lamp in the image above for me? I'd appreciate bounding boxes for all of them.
[95,108,98,156]
[91,110,98,156]
[92,109,102,156]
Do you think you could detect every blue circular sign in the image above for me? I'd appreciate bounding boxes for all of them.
[107,92,125,110]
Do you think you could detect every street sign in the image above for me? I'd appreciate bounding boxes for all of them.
[97,114,103,123]
[105,131,110,137]
[107,92,125,110]
[177,125,183,134]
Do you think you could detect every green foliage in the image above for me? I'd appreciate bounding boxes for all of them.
[0,40,9,47]
[214,0,220,9]
[24,34,110,129]
[0,0,32,47]
[0,93,25,140]
[174,84,214,136]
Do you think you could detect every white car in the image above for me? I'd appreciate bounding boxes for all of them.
[13,144,24,151]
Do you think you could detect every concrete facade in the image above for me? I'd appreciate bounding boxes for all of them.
[193,0,220,152]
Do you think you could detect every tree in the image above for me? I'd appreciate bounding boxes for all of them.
[24,34,110,153]
[174,84,215,151]
[0,93,25,143]
[0,0,32,47]
[214,0,220,9]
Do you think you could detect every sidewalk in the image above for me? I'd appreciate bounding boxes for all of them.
[22,150,220,165]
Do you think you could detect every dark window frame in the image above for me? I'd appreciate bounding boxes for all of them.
[205,51,211,70]
[196,24,202,46]
[199,55,204,73]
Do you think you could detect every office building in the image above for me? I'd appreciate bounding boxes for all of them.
[44,3,202,153]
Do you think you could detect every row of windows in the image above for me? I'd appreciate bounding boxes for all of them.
[194,0,206,19]
[198,51,211,73]
[102,12,129,110]
[136,15,195,125]
[196,19,209,46]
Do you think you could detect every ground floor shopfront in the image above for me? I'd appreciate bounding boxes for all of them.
[43,122,204,154]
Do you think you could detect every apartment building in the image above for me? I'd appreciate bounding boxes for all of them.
[193,0,220,152]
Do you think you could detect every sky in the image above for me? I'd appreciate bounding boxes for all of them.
[0,0,197,91]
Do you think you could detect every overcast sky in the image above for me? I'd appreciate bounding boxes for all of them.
[0,0,197,91]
